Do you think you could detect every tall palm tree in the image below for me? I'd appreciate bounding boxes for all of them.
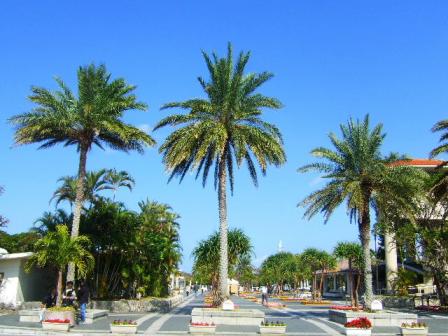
[299,115,425,306]
[10,64,155,281]
[104,169,135,200]
[25,225,94,306]
[155,44,285,300]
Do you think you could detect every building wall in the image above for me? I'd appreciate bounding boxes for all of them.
[0,259,21,307]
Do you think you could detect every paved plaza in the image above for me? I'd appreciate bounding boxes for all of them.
[0,294,447,335]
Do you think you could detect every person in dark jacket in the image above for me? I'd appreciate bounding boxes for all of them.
[41,288,57,308]
[77,280,89,322]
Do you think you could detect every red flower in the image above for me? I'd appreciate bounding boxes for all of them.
[344,317,372,329]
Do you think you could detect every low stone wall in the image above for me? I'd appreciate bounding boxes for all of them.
[329,309,417,327]
[380,296,416,309]
[90,294,185,313]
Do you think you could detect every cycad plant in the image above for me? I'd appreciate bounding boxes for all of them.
[299,115,425,306]
[10,64,155,281]
[155,43,285,301]
[25,225,94,306]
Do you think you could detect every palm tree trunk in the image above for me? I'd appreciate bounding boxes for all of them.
[348,260,355,307]
[56,270,63,307]
[218,155,229,301]
[359,203,374,307]
[67,146,88,282]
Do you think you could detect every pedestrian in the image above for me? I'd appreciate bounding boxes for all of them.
[261,286,268,306]
[77,280,89,323]
[62,281,76,307]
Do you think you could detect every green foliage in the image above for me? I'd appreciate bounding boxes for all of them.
[392,268,418,296]
[430,119,448,158]
[25,225,94,278]
[298,115,428,305]
[192,228,252,288]
[260,252,308,288]
[0,230,41,253]
[155,43,286,191]
[333,242,363,270]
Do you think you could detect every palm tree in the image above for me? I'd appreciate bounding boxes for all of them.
[299,115,426,306]
[25,225,94,306]
[33,209,72,234]
[155,44,286,300]
[192,228,253,305]
[51,169,109,207]
[10,64,155,281]
[104,169,135,200]
[333,242,364,307]
[430,119,448,159]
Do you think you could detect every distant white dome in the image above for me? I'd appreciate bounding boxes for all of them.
[0,248,8,254]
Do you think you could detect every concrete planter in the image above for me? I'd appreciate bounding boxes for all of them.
[43,310,75,326]
[345,328,371,336]
[110,324,138,334]
[191,308,264,326]
[400,327,428,336]
[189,325,216,334]
[329,309,417,327]
[42,321,70,331]
[259,325,286,334]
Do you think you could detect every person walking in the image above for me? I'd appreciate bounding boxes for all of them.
[261,286,269,306]
[77,280,89,323]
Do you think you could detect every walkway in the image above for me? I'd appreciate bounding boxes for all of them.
[0,294,447,335]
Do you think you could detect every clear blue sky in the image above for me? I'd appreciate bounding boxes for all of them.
[0,1,446,272]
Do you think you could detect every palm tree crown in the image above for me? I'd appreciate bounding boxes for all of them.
[154,43,286,191]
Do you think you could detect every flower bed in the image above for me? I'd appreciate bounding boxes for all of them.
[301,300,331,305]
[189,322,216,334]
[110,320,138,334]
[43,308,75,326]
[264,302,286,308]
[344,317,372,336]
[400,322,428,336]
[415,305,448,313]
[42,319,70,331]
[330,305,363,311]
[260,321,287,334]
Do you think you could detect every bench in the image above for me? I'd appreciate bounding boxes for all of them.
[84,309,108,324]
[19,309,42,322]
[19,309,108,324]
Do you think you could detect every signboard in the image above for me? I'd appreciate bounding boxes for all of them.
[371,299,383,311]
[222,299,235,311]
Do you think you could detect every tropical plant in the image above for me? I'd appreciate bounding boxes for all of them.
[333,242,364,307]
[104,169,135,200]
[25,225,94,306]
[430,119,448,159]
[299,115,426,306]
[301,248,336,300]
[33,209,73,234]
[192,228,252,305]
[10,64,155,281]
[155,43,285,301]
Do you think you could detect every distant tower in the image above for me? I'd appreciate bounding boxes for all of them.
[278,240,283,252]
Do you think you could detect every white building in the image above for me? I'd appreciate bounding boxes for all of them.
[0,249,51,308]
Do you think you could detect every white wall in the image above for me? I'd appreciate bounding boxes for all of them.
[0,259,22,307]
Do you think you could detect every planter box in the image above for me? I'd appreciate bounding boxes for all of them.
[259,326,286,334]
[42,321,70,331]
[189,325,216,334]
[345,328,371,336]
[110,324,138,334]
[43,310,75,326]
[329,309,418,327]
[401,327,428,336]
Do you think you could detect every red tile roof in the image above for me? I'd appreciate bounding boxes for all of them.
[389,159,446,167]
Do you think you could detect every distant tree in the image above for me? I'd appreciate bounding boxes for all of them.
[333,242,364,307]
[192,228,252,305]
[104,169,135,200]
[25,225,94,306]
[155,43,285,301]
[10,64,155,281]
[301,248,336,300]
[33,209,72,234]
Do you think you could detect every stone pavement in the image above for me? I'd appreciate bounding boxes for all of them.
[0,294,447,335]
